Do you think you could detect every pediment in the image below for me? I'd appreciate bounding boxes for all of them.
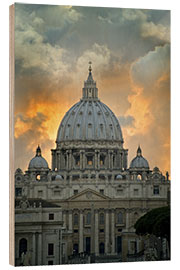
[67,188,110,201]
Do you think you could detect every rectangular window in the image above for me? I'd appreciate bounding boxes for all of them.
[153,185,160,195]
[74,229,78,233]
[49,213,54,220]
[72,175,80,180]
[48,261,53,265]
[117,189,123,196]
[15,188,22,197]
[38,190,43,197]
[100,189,104,195]
[54,190,60,196]
[48,243,54,256]
[74,214,79,225]
[99,229,104,233]
[74,190,78,195]
[134,189,139,196]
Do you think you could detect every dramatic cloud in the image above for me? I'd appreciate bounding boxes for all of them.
[14,4,170,176]
[141,21,170,42]
[123,44,170,173]
[14,112,54,170]
[131,44,170,88]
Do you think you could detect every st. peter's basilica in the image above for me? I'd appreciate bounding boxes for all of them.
[14,64,170,266]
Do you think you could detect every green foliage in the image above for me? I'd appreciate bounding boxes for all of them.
[134,206,170,242]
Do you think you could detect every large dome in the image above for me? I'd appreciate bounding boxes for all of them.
[28,146,49,170]
[56,100,123,142]
[130,146,149,169]
[56,64,123,143]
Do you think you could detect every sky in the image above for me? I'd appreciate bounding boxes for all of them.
[14,3,170,175]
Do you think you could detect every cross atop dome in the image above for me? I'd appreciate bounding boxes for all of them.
[86,61,94,83]
[89,61,92,72]
[82,62,98,100]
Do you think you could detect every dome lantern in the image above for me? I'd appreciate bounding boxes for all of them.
[36,145,41,157]
[82,62,98,100]
[137,145,142,156]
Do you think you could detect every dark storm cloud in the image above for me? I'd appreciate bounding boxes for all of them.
[15,3,170,75]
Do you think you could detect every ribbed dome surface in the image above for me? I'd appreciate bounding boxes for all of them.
[28,156,49,169]
[56,100,123,142]
[130,156,149,169]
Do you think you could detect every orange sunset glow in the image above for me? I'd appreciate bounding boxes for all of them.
[14,4,170,176]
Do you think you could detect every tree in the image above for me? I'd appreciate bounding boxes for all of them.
[134,206,170,245]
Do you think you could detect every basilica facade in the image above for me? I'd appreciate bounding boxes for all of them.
[15,65,170,265]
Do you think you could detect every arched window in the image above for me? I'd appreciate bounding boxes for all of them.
[99,213,104,225]
[86,212,91,225]
[87,156,93,166]
[19,238,27,257]
[74,155,80,166]
[117,212,123,224]
[99,242,105,254]
[137,174,142,180]
[73,243,79,254]
[100,155,105,166]
[73,214,78,225]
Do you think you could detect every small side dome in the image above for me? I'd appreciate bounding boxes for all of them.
[55,175,63,180]
[130,146,149,169]
[116,174,123,180]
[15,168,23,174]
[153,167,160,173]
[28,146,49,170]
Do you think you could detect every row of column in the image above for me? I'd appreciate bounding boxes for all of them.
[82,86,98,99]
[64,209,117,255]
[52,149,127,171]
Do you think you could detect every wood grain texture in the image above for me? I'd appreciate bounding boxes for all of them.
[9,4,15,266]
